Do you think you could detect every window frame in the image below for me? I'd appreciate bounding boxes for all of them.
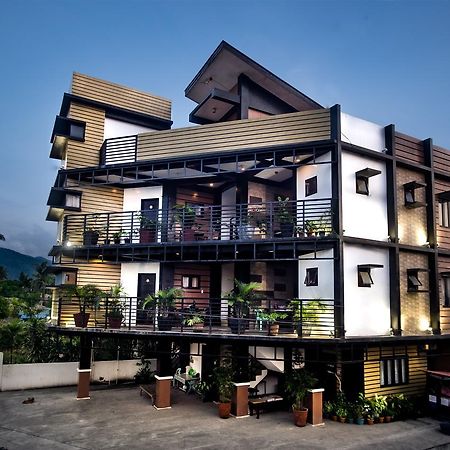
[304,267,318,286]
[442,275,450,307]
[439,201,450,228]
[358,268,373,287]
[407,269,423,292]
[305,176,318,197]
[356,175,369,195]
[380,357,409,387]
[181,275,200,289]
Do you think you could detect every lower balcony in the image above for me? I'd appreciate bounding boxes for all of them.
[54,296,342,340]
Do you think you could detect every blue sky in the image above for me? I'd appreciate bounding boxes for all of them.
[0,0,449,257]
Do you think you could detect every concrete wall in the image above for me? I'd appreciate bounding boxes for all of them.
[0,354,144,392]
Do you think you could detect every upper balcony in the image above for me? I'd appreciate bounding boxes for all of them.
[56,199,335,263]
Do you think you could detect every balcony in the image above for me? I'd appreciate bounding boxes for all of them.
[99,135,137,166]
[62,199,334,248]
[55,296,342,339]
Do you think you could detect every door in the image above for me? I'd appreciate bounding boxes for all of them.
[137,273,156,325]
[140,198,159,243]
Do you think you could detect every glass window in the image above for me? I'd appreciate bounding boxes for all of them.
[380,357,408,387]
[70,123,85,140]
[304,267,318,286]
[305,176,317,197]
[182,275,200,289]
[358,268,373,287]
[65,194,81,209]
[439,202,450,228]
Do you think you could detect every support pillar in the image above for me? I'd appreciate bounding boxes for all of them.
[154,375,172,410]
[232,382,250,417]
[307,388,325,426]
[77,334,91,400]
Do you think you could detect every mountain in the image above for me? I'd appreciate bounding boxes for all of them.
[0,248,50,280]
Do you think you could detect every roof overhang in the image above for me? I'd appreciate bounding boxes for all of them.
[49,115,86,160]
[189,88,240,124]
[185,41,322,112]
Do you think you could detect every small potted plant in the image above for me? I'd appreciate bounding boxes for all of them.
[112,229,124,245]
[173,204,197,241]
[225,279,261,334]
[284,368,317,427]
[184,315,204,332]
[212,360,234,419]
[107,283,126,329]
[83,215,102,245]
[323,401,334,420]
[64,284,104,327]
[354,402,365,425]
[336,405,347,423]
[259,311,288,336]
[143,287,181,331]
[276,196,295,237]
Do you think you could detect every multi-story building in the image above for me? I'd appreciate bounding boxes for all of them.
[47,41,450,406]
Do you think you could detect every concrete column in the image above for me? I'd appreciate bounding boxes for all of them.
[77,334,91,400]
[232,382,250,418]
[307,388,324,426]
[154,375,172,410]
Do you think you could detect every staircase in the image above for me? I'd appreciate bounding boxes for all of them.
[249,346,284,373]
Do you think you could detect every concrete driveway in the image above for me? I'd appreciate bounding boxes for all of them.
[0,386,449,449]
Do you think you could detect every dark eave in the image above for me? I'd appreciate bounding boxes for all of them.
[185,40,322,112]
[60,93,173,130]
[189,88,240,124]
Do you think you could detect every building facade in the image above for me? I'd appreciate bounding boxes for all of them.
[46,41,450,403]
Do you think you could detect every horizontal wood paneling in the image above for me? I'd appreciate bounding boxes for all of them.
[364,345,427,398]
[173,264,210,309]
[435,178,450,250]
[433,145,450,173]
[395,132,425,165]
[71,72,171,120]
[66,103,105,169]
[137,109,330,161]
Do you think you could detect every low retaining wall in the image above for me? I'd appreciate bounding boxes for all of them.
[0,353,151,391]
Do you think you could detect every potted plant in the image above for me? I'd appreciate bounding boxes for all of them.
[143,287,181,331]
[225,279,261,334]
[323,400,334,420]
[137,213,158,243]
[284,368,317,427]
[83,215,102,245]
[173,204,197,241]
[304,220,317,237]
[212,360,234,419]
[336,405,347,423]
[276,196,295,237]
[112,229,125,245]
[259,311,287,336]
[64,284,104,327]
[184,315,204,332]
[107,284,126,329]
[288,298,326,337]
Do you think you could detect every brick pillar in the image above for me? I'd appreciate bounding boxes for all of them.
[77,334,91,400]
[154,375,172,410]
[232,382,250,418]
[307,388,324,426]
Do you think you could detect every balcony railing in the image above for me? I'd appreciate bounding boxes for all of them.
[56,296,342,338]
[99,135,137,166]
[62,199,333,246]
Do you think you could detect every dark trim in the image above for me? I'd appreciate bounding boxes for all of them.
[60,93,173,130]
[238,74,250,120]
[189,88,240,124]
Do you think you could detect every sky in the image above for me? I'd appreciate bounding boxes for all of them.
[0,0,449,258]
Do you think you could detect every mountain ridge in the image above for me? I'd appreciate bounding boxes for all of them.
[0,247,49,279]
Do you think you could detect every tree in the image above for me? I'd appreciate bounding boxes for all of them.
[32,262,53,305]
[0,266,7,281]
[0,233,5,241]
[18,272,32,290]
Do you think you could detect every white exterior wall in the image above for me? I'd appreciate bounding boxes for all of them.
[189,343,203,376]
[221,263,234,321]
[341,112,386,152]
[104,117,156,140]
[120,262,160,298]
[342,151,388,241]
[298,249,334,300]
[343,243,390,336]
[296,152,332,200]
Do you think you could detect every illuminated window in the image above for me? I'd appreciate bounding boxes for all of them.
[304,267,318,286]
[380,357,408,387]
[182,275,200,289]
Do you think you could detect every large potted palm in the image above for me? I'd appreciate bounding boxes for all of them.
[64,284,104,328]
[173,204,197,241]
[107,283,126,329]
[143,287,181,331]
[285,368,317,427]
[225,279,260,334]
[288,298,326,337]
[212,359,234,419]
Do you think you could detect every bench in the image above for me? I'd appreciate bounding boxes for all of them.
[248,395,284,419]
[139,385,154,405]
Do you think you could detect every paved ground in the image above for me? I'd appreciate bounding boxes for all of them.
[0,385,450,450]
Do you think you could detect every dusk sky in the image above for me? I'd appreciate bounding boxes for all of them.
[0,0,449,257]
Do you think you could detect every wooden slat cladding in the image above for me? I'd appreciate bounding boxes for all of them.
[435,178,450,250]
[438,255,450,334]
[364,345,427,398]
[395,132,425,165]
[433,145,450,173]
[137,109,331,161]
[71,72,171,120]
[66,103,105,169]
[173,264,210,309]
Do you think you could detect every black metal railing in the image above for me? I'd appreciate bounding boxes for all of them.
[56,296,342,338]
[62,198,334,246]
[99,135,137,166]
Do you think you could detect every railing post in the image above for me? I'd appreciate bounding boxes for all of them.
[133,135,137,162]
[106,213,110,244]
[57,297,62,326]
[180,297,184,332]
[128,297,132,330]
[298,300,303,337]
[105,298,109,329]
[302,200,306,236]
[130,211,135,244]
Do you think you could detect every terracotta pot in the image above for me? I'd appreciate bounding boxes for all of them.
[193,323,204,332]
[73,312,90,328]
[218,402,231,419]
[385,416,392,423]
[108,316,122,329]
[269,323,279,336]
[339,416,347,423]
[293,408,308,427]
[140,229,156,243]
[367,418,374,425]
[378,416,385,424]
[331,415,338,422]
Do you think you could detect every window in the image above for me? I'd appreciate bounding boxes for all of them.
[357,264,383,287]
[407,268,427,293]
[305,176,317,197]
[442,273,450,307]
[403,181,426,209]
[355,168,381,196]
[380,357,408,387]
[439,201,450,228]
[65,193,81,209]
[69,123,85,140]
[304,267,318,286]
[182,275,200,289]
